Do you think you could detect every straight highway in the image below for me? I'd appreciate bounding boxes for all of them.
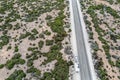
[70,0,96,80]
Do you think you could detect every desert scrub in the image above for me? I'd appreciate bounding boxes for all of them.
[6,70,26,80]
[116,60,120,68]
[38,40,44,49]
[5,53,25,70]
[0,0,72,79]
[0,35,10,49]
[88,5,120,18]
[0,64,4,69]
[46,39,54,46]
[117,0,120,3]
[27,66,41,78]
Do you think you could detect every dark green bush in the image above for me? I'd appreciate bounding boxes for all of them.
[6,70,26,80]
[0,64,4,69]
[31,28,38,35]
[116,60,120,68]
[46,40,54,46]
[27,66,41,76]
[5,53,25,70]
[38,40,44,49]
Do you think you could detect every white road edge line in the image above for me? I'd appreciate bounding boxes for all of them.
[76,0,97,80]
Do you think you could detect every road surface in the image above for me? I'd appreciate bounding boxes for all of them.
[71,0,95,80]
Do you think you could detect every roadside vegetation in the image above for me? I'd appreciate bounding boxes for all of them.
[81,0,120,80]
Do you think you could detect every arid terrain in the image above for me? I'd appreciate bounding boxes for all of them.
[0,0,73,80]
[1,0,120,80]
[80,0,120,80]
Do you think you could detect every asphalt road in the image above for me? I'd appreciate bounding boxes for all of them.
[71,0,93,80]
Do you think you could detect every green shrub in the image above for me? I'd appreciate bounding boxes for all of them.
[7,45,12,51]
[46,40,54,46]
[31,28,38,35]
[27,66,41,76]
[38,40,44,49]
[14,23,20,30]
[50,44,62,51]
[27,60,33,67]
[14,45,19,52]
[118,76,120,79]
[44,30,51,35]
[52,60,69,80]
[106,6,120,18]
[0,64,4,69]
[46,15,52,20]
[5,53,25,70]
[28,34,36,40]
[107,0,114,4]
[108,59,114,66]
[19,32,31,39]
[0,35,10,45]
[117,0,120,3]
[98,68,108,80]
[39,33,45,38]
[48,11,65,35]
[6,70,26,80]
[12,53,21,59]
[41,72,53,80]
[28,47,38,51]
[116,60,120,68]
